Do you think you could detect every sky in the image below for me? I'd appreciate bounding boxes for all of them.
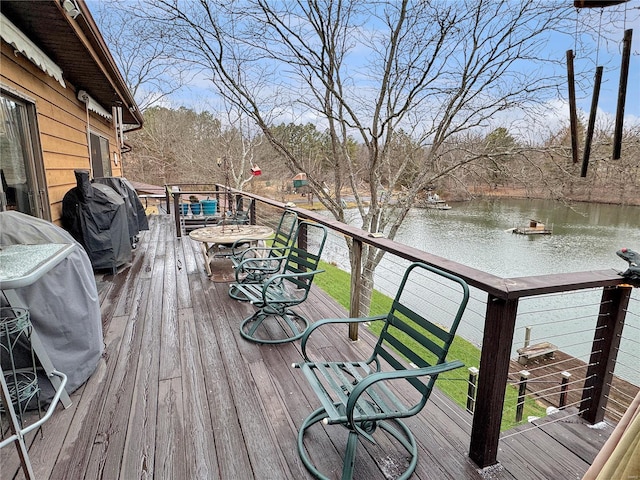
[90,0,640,139]
[568,3,640,119]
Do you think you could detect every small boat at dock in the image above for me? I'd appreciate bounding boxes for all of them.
[424,192,452,210]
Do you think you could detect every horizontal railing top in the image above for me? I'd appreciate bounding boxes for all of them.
[162,184,630,300]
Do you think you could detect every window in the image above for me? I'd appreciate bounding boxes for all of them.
[0,91,46,218]
[90,132,111,178]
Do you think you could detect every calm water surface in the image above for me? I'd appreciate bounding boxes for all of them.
[398,198,640,277]
[333,198,640,383]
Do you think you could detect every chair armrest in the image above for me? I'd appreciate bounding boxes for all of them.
[233,245,283,263]
[298,314,387,362]
[261,268,324,293]
[346,360,464,422]
[234,255,287,281]
[259,269,324,304]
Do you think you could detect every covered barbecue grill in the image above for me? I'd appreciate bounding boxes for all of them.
[0,211,103,404]
[61,170,131,273]
[93,176,149,248]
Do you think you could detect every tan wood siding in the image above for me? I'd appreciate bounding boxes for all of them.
[2,41,120,224]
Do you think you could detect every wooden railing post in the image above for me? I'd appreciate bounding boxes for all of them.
[579,285,632,423]
[469,294,519,468]
[559,371,571,409]
[298,221,308,267]
[348,239,363,341]
[165,185,172,214]
[249,198,256,225]
[516,370,530,423]
[172,188,182,238]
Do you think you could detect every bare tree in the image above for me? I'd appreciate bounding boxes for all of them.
[139,0,627,312]
[218,102,264,190]
[90,0,192,112]
[126,106,224,185]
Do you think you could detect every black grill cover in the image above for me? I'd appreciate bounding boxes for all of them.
[62,170,131,272]
[93,176,149,246]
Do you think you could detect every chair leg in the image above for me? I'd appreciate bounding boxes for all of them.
[297,406,419,480]
[297,406,333,480]
[239,308,309,344]
[297,405,361,480]
[228,284,250,301]
[281,309,310,340]
[342,431,359,480]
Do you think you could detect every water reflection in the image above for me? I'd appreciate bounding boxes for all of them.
[329,198,640,383]
[398,198,640,277]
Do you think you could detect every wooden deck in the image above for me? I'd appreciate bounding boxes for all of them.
[2,214,615,479]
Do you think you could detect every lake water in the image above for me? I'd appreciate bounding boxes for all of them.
[329,198,640,384]
[398,198,640,278]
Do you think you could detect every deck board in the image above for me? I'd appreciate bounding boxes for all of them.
[178,306,220,479]
[1,214,616,479]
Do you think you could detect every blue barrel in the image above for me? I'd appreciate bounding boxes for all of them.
[201,199,218,216]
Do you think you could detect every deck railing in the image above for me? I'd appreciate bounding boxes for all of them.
[161,183,637,468]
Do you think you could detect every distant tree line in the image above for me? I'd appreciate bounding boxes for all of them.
[124,106,640,206]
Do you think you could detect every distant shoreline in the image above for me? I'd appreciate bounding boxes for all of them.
[450,186,640,207]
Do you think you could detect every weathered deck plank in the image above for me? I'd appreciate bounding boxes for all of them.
[118,257,163,478]
[178,306,220,479]
[155,376,186,479]
[1,214,616,480]
[187,273,253,479]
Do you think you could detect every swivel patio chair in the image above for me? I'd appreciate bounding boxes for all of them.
[229,221,327,344]
[228,209,298,289]
[210,198,258,259]
[293,262,469,480]
[224,196,254,225]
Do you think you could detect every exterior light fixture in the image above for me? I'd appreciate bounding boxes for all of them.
[62,0,81,19]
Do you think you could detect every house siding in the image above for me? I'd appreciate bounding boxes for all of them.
[1,40,122,224]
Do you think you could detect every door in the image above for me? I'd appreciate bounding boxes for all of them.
[0,92,47,218]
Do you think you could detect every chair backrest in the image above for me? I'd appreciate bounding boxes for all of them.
[234,197,255,224]
[268,209,298,258]
[281,221,327,292]
[372,262,469,404]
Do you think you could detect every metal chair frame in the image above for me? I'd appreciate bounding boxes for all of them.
[228,209,298,286]
[229,221,327,344]
[293,262,469,480]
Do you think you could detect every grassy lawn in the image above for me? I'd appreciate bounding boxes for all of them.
[314,260,548,431]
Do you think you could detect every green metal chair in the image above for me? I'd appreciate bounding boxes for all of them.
[228,209,298,287]
[210,198,258,259]
[230,221,327,344]
[293,262,469,480]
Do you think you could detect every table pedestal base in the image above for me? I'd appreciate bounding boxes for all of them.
[209,258,236,283]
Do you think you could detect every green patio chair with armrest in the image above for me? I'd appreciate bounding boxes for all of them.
[210,198,258,258]
[228,196,254,225]
[228,209,298,288]
[293,262,469,480]
[229,221,328,344]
